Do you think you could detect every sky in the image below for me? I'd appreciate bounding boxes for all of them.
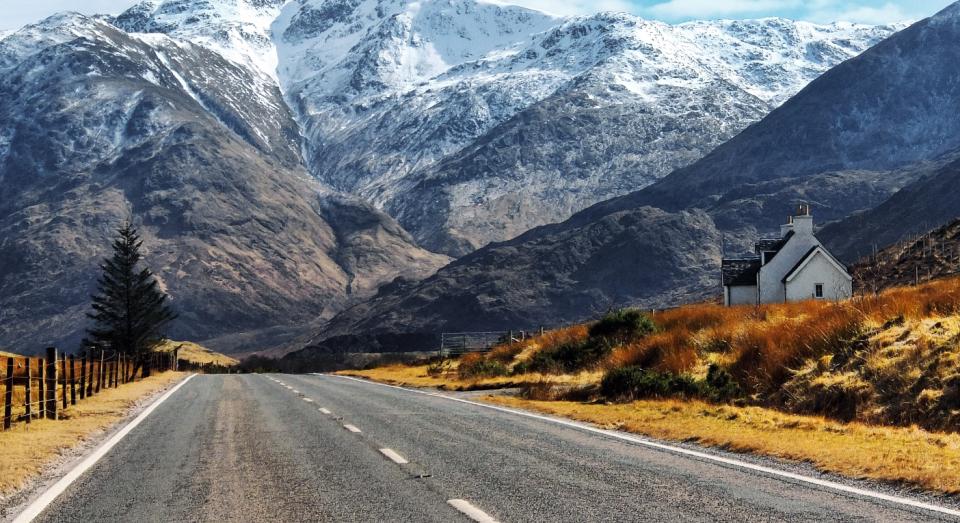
[1,0,955,30]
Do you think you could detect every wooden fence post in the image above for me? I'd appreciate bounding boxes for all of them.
[25,358,31,424]
[80,352,87,400]
[95,350,102,394]
[61,354,67,411]
[3,358,12,430]
[69,355,76,405]
[86,351,93,397]
[38,358,45,418]
[45,347,57,420]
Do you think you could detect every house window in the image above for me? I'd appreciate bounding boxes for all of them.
[815,284,824,299]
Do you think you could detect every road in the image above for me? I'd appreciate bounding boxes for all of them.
[25,374,959,522]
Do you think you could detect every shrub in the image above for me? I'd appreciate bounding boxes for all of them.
[600,366,698,400]
[487,343,523,363]
[601,364,743,402]
[458,356,509,379]
[703,364,741,402]
[427,356,453,377]
[589,309,656,341]
[524,338,614,374]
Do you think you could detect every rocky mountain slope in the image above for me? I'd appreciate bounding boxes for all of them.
[297,3,960,353]
[268,2,900,254]
[0,13,448,354]
[108,0,899,255]
[820,155,960,263]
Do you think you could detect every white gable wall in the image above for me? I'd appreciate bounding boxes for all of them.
[757,232,821,303]
[784,251,852,302]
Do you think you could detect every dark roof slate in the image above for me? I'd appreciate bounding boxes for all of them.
[722,257,760,287]
[755,231,794,261]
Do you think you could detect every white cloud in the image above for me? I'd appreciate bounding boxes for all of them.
[2,0,137,30]
[642,0,801,19]
[802,0,930,23]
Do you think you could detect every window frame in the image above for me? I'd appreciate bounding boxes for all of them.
[814,283,824,299]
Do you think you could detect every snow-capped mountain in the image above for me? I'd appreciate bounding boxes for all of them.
[302,2,960,352]
[107,0,901,254]
[0,0,908,353]
[0,12,448,354]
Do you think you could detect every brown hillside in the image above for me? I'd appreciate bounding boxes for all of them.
[853,218,960,293]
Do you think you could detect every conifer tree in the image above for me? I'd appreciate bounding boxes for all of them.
[86,223,176,375]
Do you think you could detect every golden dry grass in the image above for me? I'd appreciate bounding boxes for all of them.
[337,364,602,391]
[0,372,186,495]
[484,395,960,494]
[155,340,238,367]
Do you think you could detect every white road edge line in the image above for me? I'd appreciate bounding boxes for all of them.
[343,423,362,433]
[448,499,499,523]
[379,448,409,465]
[326,374,960,519]
[319,408,332,415]
[13,374,198,523]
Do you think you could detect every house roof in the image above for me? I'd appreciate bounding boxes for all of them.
[755,231,793,261]
[782,245,852,283]
[722,257,761,287]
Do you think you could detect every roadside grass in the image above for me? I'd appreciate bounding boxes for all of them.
[155,340,238,367]
[484,395,960,494]
[337,364,602,392]
[0,372,185,496]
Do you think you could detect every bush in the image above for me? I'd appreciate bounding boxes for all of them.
[600,366,698,400]
[523,338,614,374]
[703,364,741,402]
[589,309,656,341]
[601,364,742,402]
[458,358,509,379]
[427,356,453,377]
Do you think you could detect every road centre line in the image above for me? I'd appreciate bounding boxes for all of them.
[328,374,960,519]
[379,448,409,465]
[448,499,499,523]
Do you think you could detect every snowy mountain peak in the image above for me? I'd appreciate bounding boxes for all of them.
[0,12,119,70]
[273,0,559,89]
[113,0,286,78]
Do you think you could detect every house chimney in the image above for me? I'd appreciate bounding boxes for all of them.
[793,204,813,235]
[780,215,794,237]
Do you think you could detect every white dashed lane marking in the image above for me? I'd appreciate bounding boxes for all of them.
[447,499,499,523]
[343,424,362,433]
[379,448,409,465]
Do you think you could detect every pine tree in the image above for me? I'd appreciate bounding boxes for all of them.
[86,223,176,376]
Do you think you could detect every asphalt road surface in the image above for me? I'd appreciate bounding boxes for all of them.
[28,374,960,522]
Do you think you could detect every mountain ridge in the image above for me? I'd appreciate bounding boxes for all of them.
[293,2,960,355]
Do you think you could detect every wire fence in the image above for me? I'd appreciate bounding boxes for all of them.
[2,347,179,430]
[439,329,546,357]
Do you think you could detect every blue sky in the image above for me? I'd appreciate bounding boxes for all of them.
[1,0,955,30]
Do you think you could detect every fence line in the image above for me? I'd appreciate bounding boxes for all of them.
[1,346,180,431]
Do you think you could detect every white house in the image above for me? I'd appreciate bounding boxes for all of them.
[722,204,852,306]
